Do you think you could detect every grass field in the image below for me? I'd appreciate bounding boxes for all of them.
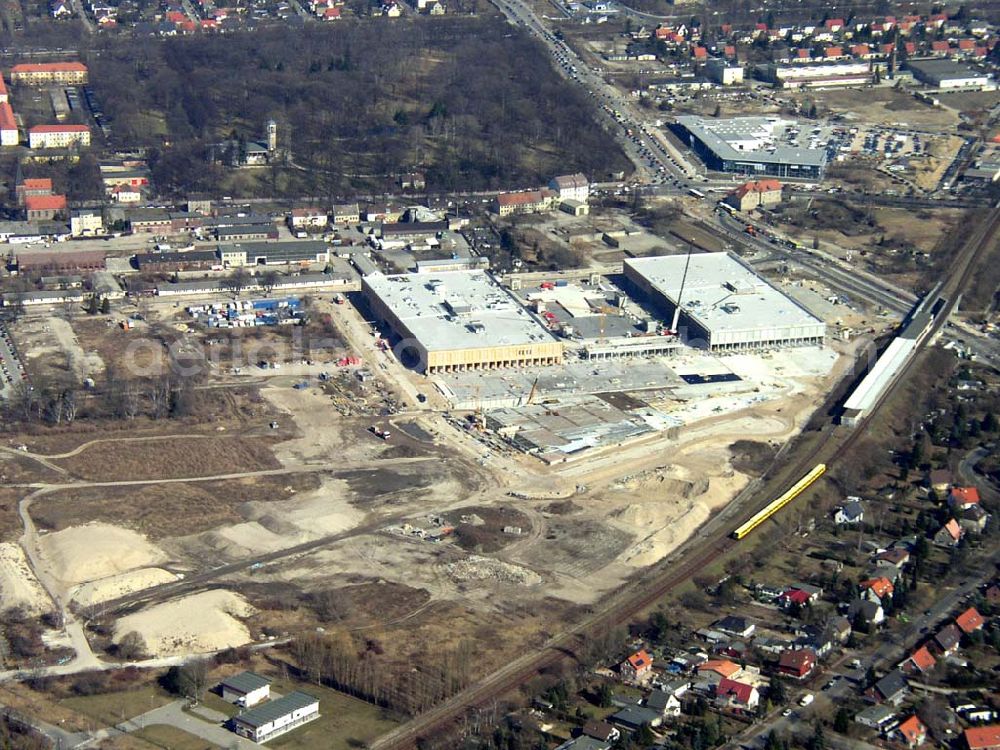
[60,685,174,727]
[266,679,400,750]
[134,724,221,749]
[54,435,281,481]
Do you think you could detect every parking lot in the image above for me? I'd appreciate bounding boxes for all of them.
[0,320,26,399]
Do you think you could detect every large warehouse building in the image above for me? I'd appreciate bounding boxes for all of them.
[362,270,563,374]
[672,116,827,179]
[905,59,992,90]
[624,253,826,351]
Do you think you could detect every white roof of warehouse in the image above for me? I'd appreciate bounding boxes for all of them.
[626,252,824,334]
[676,115,828,167]
[843,337,915,413]
[365,270,557,352]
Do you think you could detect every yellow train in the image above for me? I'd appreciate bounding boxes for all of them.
[731,463,827,540]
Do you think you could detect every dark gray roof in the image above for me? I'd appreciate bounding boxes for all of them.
[220,671,271,694]
[874,670,908,700]
[645,689,672,712]
[610,704,661,729]
[233,691,317,728]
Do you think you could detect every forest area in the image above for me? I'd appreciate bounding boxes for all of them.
[83,18,631,197]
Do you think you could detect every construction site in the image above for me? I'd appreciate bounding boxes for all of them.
[0,238,865,745]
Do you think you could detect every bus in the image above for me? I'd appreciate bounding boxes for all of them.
[688,188,706,199]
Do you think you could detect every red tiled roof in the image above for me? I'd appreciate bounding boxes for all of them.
[825,46,844,57]
[0,75,8,97]
[496,189,551,207]
[964,726,1000,750]
[22,178,52,190]
[943,518,962,540]
[898,715,926,745]
[779,648,816,673]
[825,18,844,27]
[861,577,894,598]
[627,649,651,670]
[29,124,88,134]
[25,194,67,211]
[907,645,935,672]
[950,487,980,506]
[12,61,87,74]
[955,606,984,634]
[0,101,15,131]
[717,678,755,705]
[931,40,951,51]
[698,659,741,678]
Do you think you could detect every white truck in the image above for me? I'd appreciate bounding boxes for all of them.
[799,693,814,707]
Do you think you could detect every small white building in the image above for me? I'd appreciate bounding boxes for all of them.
[231,691,319,743]
[219,671,271,708]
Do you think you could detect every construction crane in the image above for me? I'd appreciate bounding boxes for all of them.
[668,245,695,335]
[526,376,540,405]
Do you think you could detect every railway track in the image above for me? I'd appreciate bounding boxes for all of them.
[368,206,1000,750]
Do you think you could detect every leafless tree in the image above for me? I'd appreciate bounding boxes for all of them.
[116,631,147,660]
[222,268,252,298]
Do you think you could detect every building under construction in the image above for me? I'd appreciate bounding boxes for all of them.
[624,253,826,351]
[362,270,563,374]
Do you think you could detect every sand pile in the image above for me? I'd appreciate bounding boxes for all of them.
[72,568,179,608]
[447,556,542,586]
[114,590,255,657]
[38,523,167,586]
[0,543,50,614]
[616,470,750,568]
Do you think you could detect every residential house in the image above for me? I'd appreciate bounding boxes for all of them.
[856,704,897,730]
[713,616,755,638]
[901,645,935,675]
[934,519,964,548]
[581,720,620,743]
[220,671,271,708]
[928,469,951,493]
[725,179,782,212]
[778,648,817,679]
[964,726,1000,750]
[646,688,682,718]
[955,607,985,635]
[948,487,981,510]
[555,738,612,750]
[555,737,612,750]
[620,650,653,681]
[931,623,962,657]
[960,506,989,535]
[28,124,90,149]
[860,577,895,602]
[875,549,911,570]
[866,670,908,705]
[779,584,823,608]
[697,659,742,683]
[110,184,142,203]
[715,678,759,711]
[493,189,556,216]
[893,715,927,748]
[850,598,885,626]
[834,499,865,525]
[11,61,88,86]
[231,691,319,743]
[609,704,662,730]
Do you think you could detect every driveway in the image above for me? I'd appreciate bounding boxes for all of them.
[117,700,264,749]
